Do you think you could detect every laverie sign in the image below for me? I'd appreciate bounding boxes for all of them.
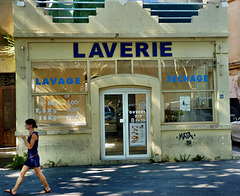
[73,42,173,58]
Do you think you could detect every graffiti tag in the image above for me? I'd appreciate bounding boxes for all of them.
[176,132,196,140]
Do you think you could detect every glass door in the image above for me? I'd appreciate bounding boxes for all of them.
[101,88,150,160]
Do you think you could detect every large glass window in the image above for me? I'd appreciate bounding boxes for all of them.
[32,61,87,127]
[32,62,87,93]
[90,61,115,79]
[164,92,213,122]
[34,95,86,126]
[134,60,158,78]
[117,60,131,74]
[162,59,213,90]
[162,59,214,123]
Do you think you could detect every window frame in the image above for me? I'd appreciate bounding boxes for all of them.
[160,58,216,124]
[30,60,89,129]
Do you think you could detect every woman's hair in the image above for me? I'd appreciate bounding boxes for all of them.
[25,118,38,128]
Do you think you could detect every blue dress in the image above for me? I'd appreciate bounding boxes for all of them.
[24,131,40,168]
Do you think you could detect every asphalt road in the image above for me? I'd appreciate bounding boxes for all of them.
[1,145,240,196]
[1,160,240,196]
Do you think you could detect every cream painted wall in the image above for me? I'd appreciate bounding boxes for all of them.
[0,58,15,72]
[14,37,231,165]
[13,0,228,38]
[0,0,14,73]
[16,134,92,166]
[13,0,231,165]
[161,129,232,160]
[229,69,240,99]
[228,0,240,64]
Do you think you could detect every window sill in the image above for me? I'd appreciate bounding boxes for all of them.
[160,124,231,131]
[15,128,92,136]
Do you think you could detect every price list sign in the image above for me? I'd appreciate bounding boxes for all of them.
[34,95,86,126]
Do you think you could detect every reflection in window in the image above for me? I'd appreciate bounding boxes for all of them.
[90,61,115,79]
[134,60,158,78]
[162,59,213,90]
[32,61,87,93]
[117,60,131,74]
[164,92,213,123]
[34,95,86,127]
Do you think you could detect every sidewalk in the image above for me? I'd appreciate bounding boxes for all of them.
[1,160,240,196]
[0,147,16,168]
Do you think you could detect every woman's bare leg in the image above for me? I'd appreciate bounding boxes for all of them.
[34,167,51,193]
[4,165,30,194]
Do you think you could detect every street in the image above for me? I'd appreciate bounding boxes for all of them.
[1,145,240,196]
[1,160,240,195]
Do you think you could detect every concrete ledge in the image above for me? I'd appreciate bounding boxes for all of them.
[15,128,92,136]
[161,124,232,131]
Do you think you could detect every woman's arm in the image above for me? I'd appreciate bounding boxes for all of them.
[21,134,38,150]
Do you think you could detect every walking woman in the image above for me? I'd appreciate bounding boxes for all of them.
[4,119,51,195]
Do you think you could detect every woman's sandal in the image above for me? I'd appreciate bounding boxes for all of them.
[38,188,51,194]
[4,189,16,195]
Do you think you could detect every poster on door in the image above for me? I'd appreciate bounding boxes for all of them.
[130,123,146,146]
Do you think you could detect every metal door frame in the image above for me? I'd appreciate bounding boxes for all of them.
[100,88,151,160]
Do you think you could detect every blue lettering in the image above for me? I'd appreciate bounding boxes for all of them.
[190,75,196,82]
[160,42,172,57]
[58,78,65,85]
[167,75,208,83]
[89,43,104,58]
[121,43,133,57]
[173,76,177,82]
[184,75,189,82]
[42,78,49,85]
[66,78,74,85]
[102,43,117,57]
[196,75,202,82]
[152,42,157,57]
[204,75,208,82]
[36,78,41,85]
[73,43,85,58]
[75,77,80,84]
[178,75,182,82]
[167,76,171,82]
[50,78,57,85]
[136,42,149,57]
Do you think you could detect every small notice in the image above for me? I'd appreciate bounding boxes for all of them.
[180,96,190,111]
[130,123,146,146]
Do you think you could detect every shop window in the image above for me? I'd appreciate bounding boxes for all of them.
[34,95,86,127]
[162,59,213,90]
[162,59,214,123]
[164,92,213,122]
[32,62,87,93]
[133,60,158,78]
[32,62,87,127]
[117,60,131,74]
[90,61,115,79]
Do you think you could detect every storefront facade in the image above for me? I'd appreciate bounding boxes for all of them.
[14,0,231,165]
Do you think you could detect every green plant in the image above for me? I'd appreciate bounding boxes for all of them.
[162,154,171,162]
[192,154,205,161]
[48,160,55,167]
[149,158,155,163]
[180,154,191,162]
[179,110,183,115]
[174,154,191,162]
[7,152,28,170]
[48,159,62,167]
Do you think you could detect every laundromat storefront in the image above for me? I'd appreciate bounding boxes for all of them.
[24,40,231,165]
